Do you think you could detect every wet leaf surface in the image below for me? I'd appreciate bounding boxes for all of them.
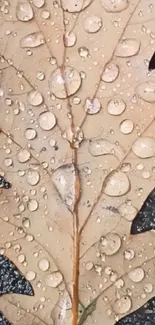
[115,296,155,325]
[130,187,155,235]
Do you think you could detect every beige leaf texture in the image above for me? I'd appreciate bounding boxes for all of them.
[0,0,155,325]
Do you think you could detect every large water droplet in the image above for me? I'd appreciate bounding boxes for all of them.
[132,137,155,158]
[104,171,130,196]
[128,267,145,283]
[32,0,45,8]
[46,271,63,287]
[61,0,92,13]
[113,296,132,314]
[52,163,80,212]
[107,98,126,115]
[28,199,38,212]
[16,2,33,21]
[115,38,141,57]
[100,233,121,255]
[26,170,40,186]
[39,111,56,131]
[20,32,45,48]
[84,15,102,33]
[17,149,31,163]
[136,82,155,102]
[89,138,124,160]
[100,0,129,12]
[84,98,101,114]
[101,62,119,83]
[62,126,83,148]
[26,270,36,281]
[27,90,43,106]
[49,67,81,99]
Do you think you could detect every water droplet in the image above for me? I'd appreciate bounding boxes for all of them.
[18,254,25,263]
[78,46,90,58]
[25,128,37,140]
[85,261,94,271]
[49,66,81,99]
[100,0,129,12]
[27,90,43,106]
[100,233,121,255]
[115,38,141,57]
[136,82,155,102]
[132,137,155,158]
[38,258,50,271]
[61,0,92,13]
[104,171,130,196]
[120,119,134,134]
[32,0,45,8]
[118,202,137,221]
[52,163,80,212]
[64,32,76,47]
[107,98,126,115]
[124,249,135,260]
[46,271,63,287]
[26,270,36,281]
[89,138,124,160]
[113,296,132,314]
[85,98,101,114]
[128,267,145,282]
[4,158,13,167]
[28,199,38,212]
[36,71,45,81]
[22,218,30,228]
[41,10,50,19]
[101,63,119,83]
[17,149,31,163]
[16,2,33,21]
[20,32,45,48]
[26,170,40,186]
[63,126,83,148]
[39,111,56,131]
[144,283,153,293]
[84,15,102,33]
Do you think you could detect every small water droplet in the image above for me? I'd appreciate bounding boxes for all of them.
[26,270,36,281]
[16,2,33,21]
[124,249,135,260]
[41,10,50,19]
[100,0,129,12]
[120,119,134,134]
[61,0,92,13]
[128,267,145,282]
[49,66,81,99]
[132,137,155,158]
[38,259,50,271]
[46,271,63,287]
[104,171,130,196]
[84,15,102,33]
[101,62,119,83]
[20,32,45,48]
[136,82,155,102]
[36,71,45,81]
[85,98,101,114]
[144,283,153,293]
[107,98,126,115]
[100,233,121,255]
[28,199,38,212]
[78,46,90,58]
[4,158,13,167]
[26,170,40,186]
[32,0,45,8]
[85,261,94,271]
[115,38,141,57]
[25,128,37,140]
[64,32,76,47]
[119,202,137,221]
[113,296,132,314]
[27,90,43,106]
[39,111,56,131]
[17,149,31,163]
